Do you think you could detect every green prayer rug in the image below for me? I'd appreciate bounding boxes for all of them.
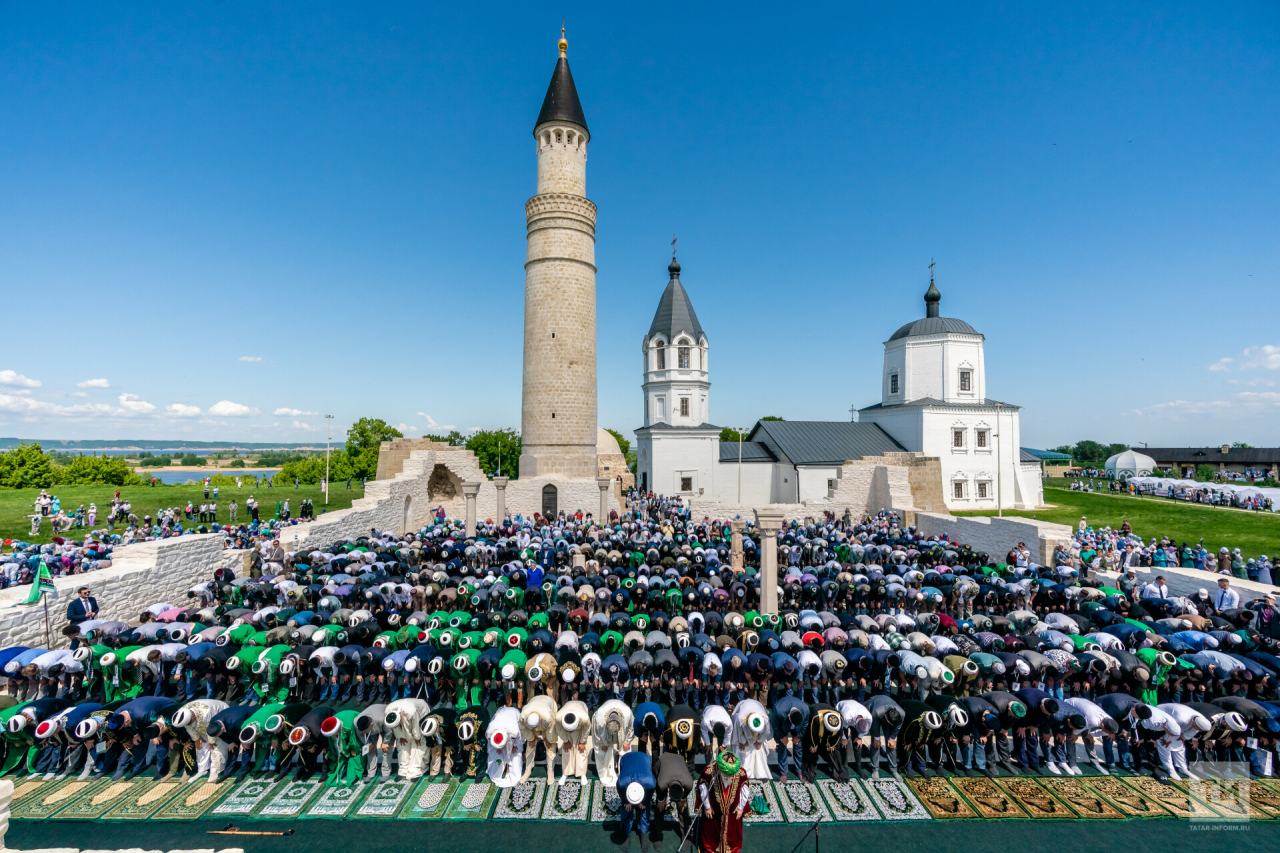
[150,779,235,820]
[399,777,459,819]
[353,777,415,818]
[99,779,186,820]
[442,780,497,820]
[816,779,881,821]
[589,780,622,823]
[492,779,546,820]
[862,777,931,820]
[210,778,283,815]
[1119,776,1214,819]
[255,779,323,818]
[9,778,102,820]
[48,779,144,820]
[905,777,979,819]
[1037,777,1125,819]
[1085,776,1172,818]
[303,782,370,818]
[949,776,1027,820]
[743,780,784,824]
[993,777,1078,819]
[10,777,56,805]
[540,778,590,821]
[774,780,833,823]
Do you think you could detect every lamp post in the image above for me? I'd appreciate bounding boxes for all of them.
[324,414,334,505]
[737,427,746,504]
[995,403,1003,517]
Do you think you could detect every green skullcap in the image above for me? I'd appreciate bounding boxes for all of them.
[717,750,740,775]
[1009,701,1027,719]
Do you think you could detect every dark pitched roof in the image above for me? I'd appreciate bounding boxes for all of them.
[1019,449,1042,464]
[860,397,1017,412]
[747,421,906,465]
[888,316,980,341]
[719,441,775,462]
[535,56,588,133]
[647,260,705,343]
[1140,447,1280,465]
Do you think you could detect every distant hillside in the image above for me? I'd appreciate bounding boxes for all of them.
[0,438,321,451]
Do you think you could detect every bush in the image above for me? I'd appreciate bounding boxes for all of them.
[139,455,171,467]
[228,458,246,468]
[58,455,145,486]
[180,453,205,467]
[0,443,58,488]
[279,457,325,485]
[209,473,255,487]
[1194,464,1215,482]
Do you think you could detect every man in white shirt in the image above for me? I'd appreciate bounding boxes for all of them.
[1214,578,1241,612]
[1141,576,1171,600]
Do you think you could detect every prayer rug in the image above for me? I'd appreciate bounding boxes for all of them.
[993,777,1078,819]
[1177,778,1273,821]
[48,779,143,820]
[302,782,369,818]
[100,779,186,819]
[398,777,459,820]
[1037,777,1125,819]
[353,777,415,818]
[9,779,101,820]
[1086,776,1172,818]
[10,777,55,804]
[815,779,881,821]
[949,776,1027,819]
[774,780,833,823]
[1120,776,1215,819]
[150,779,234,820]
[256,779,323,818]
[589,780,623,823]
[541,778,590,821]
[442,779,497,820]
[904,777,979,819]
[210,778,282,815]
[492,779,546,820]
[743,780,784,824]
[1241,778,1280,817]
[862,777,930,820]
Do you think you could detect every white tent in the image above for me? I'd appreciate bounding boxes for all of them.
[1106,449,1157,479]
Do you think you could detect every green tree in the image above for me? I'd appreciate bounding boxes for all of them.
[760,416,784,422]
[465,429,522,478]
[228,458,246,468]
[179,453,205,466]
[720,427,749,443]
[59,455,145,486]
[0,443,58,488]
[1194,464,1216,482]
[346,418,404,478]
[1233,442,1253,449]
[279,457,325,485]
[139,455,171,467]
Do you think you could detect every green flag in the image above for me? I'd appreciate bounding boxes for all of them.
[23,559,58,605]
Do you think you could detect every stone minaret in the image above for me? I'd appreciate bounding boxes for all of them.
[519,29,598,480]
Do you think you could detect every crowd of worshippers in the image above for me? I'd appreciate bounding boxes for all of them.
[1056,517,1273,584]
[4,505,1280,831]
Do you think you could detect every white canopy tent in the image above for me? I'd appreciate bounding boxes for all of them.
[1105,449,1157,479]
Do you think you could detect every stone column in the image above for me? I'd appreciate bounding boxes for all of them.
[754,509,785,615]
[729,519,746,570]
[597,477,612,524]
[462,482,481,538]
[493,476,510,523]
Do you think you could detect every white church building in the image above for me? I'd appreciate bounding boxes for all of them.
[635,261,1044,511]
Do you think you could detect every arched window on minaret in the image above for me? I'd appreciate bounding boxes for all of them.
[678,343,690,369]
[655,341,665,370]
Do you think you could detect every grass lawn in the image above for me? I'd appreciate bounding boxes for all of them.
[965,483,1280,559]
[0,482,365,545]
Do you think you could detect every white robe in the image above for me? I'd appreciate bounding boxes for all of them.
[486,706,524,788]
[730,699,773,780]
[591,700,634,787]
[384,698,431,779]
[553,701,593,784]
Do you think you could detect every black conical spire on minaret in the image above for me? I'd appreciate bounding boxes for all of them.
[535,26,588,134]
[924,258,941,318]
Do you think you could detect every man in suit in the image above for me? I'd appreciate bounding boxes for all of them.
[66,587,98,650]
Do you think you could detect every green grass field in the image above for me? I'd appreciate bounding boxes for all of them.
[0,482,365,544]
[967,482,1280,559]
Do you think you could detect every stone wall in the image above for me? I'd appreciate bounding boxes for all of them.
[914,511,1073,565]
[375,437,453,481]
[0,536,244,649]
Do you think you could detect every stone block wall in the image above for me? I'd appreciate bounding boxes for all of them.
[375,438,453,481]
[914,511,1073,565]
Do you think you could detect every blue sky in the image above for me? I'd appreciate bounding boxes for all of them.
[1,3,1276,448]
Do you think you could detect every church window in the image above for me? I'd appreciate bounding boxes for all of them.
[977,481,989,499]
[656,342,665,370]
[657,397,666,421]
[953,429,965,449]
[890,373,899,394]
[680,398,690,417]
[960,370,972,392]
[953,481,966,499]
[976,429,988,449]
[827,479,837,492]
[678,347,690,369]
[681,476,693,492]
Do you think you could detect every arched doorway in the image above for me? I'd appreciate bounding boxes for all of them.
[403,495,413,534]
[541,483,558,518]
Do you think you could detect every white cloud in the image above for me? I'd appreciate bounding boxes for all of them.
[393,423,418,434]
[292,420,317,432]
[77,378,110,388]
[166,403,201,417]
[1228,378,1275,387]
[1209,357,1233,372]
[0,370,40,388]
[274,407,317,416]
[238,356,262,362]
[416,412,456,431]
[1141,390,1280,419]
[0,394,115,417]
[70,391,87,397]
[208,400,259,417]
[1209,345,1280,373]
[118,393,156,414]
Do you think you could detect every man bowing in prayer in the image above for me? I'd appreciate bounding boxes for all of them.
[698,750,751,853]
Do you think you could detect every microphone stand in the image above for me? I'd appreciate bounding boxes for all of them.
[787,818,823,853]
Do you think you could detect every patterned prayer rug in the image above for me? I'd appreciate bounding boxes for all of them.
[774,780,833,823]
[353,777,416,818]
[442,779,497,820]
[399,777,459,820]
[1037,777,1125,819]
[862,777,930,820]
[1120,776,1215,819]
[815,779,881,821]
[493,779,547,819]
[1242,778,1280,817]
[256,779,323,818]
[1085,776,1172,818]
[949,776,1028,819]
[150,780,234,820]
[303,782,369,818]
[100,779,186,819]
[589,780,622,823]
[10,777,55,804]
[9,779,101,820]
[541,779,590,821]
[743,780,784,824]
[905,777,979,819]
[210,778,283,815]
[993,777,1078,819]
[48,779,143,820]
[1177,778,1273,821]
